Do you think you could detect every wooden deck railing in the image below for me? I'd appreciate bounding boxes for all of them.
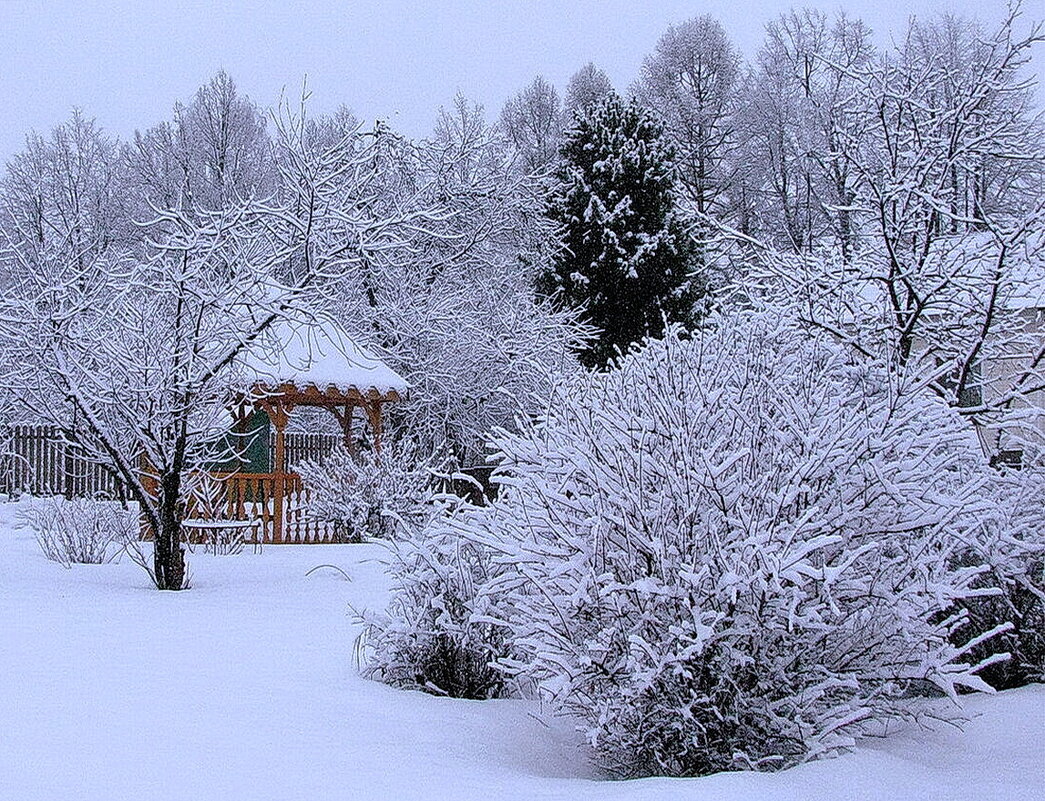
[197,472,341,545]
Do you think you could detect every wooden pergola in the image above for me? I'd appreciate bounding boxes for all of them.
[252,382,404,463]
[208,318,408,544]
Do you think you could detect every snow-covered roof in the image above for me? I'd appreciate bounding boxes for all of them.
[1007,260,1045,310]
[825,233,1045,322]
[239,316,408,396]
[934,232,1045,312]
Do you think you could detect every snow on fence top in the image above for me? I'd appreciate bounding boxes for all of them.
[239,316,408,396]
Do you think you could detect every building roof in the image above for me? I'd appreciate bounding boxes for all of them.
[239,315,408,398]
[929,232,1045,312]
[836,233,1045,321]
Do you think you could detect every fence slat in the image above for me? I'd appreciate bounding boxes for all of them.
[0,425,124,499]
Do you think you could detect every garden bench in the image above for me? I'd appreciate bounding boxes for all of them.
[181,518,262,554]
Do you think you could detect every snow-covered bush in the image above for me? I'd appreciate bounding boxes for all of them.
[20,496,138,566]
[359,498,508,698]
[958,458,1045,688]
[461,315,1005,777]
[299,441,443,542]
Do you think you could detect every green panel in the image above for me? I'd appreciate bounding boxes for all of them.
[206,409,272,474]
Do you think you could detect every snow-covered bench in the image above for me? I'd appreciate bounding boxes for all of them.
[181,518,262,554]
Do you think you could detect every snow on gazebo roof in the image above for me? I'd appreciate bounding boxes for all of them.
[240,315,408,399]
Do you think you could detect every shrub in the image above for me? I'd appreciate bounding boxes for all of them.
[299,441,443,542]
[468,316,1006,777]
[20,496,138,566]
[358,498,508,699]
[959,459,1045,688]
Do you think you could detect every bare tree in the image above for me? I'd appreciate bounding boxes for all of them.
[634,16,740,218]
[499,75,564,175]
[836,6,1044,368]
[329,94,586,470]
[564,62,614,120]
[0,101,441,589]
[122,71,273,220]
[737,10,874,257]
[0,110,130,273]
[734,6,1045,460]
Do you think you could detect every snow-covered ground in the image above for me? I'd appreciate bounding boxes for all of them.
[1,498,1042,801]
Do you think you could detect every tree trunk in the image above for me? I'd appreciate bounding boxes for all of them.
[153,470,186,590]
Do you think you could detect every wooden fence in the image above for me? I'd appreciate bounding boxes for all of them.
[0,425,340,501]
[270,432,340,472]
[0,425,122,498]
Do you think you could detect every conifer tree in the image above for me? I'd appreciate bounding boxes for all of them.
[542,94,702,368]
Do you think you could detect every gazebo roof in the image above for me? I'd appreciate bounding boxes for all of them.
[239,315,408,404]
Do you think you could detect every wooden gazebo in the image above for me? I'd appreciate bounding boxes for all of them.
[207,317,408,544]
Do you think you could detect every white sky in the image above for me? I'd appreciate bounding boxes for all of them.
[0,0,1037,164]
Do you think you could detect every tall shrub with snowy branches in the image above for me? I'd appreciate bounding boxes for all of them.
[368,312,1014,775]
[298,440,445,542]
[360,495,508,699]
[961,456,1045,688]
[477,316,1009,775]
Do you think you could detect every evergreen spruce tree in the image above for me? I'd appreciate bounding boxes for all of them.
[542,93,702,369]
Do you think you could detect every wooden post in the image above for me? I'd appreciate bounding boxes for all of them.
[370,401,383,455]
[64,409,77,500]
[233,403,250,470]
[344,403,356,457]
[138,451,159,540]
[268,402,289,544]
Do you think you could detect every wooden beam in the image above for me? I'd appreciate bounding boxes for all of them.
[268,402,289,544]
[344,403,356,456]
[369,401,383,455]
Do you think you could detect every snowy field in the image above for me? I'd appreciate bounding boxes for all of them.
[1,498,1042,801]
